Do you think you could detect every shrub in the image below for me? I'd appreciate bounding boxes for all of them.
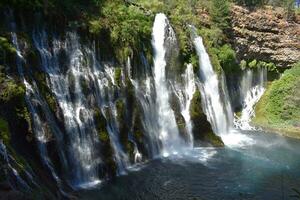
[211,0,230,30]
[254,62,300,129]
[217,44,238,73]
[89,0,152,61]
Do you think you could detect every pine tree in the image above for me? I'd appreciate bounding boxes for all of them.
[211,0,230,30]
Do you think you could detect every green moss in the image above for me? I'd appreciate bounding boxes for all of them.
[0,118,10,145]
[203,132,224,147]
[114,68,122,87]
[94,108,109,143]
[0,74,25,104]
[115,99,131,153]
[93,108,118,176]
[190,90,204,120]
[132,108,144,143]
[0,37,16,54]
[253,62,300,136]
[190,90,224,146]
[33,72,57,114]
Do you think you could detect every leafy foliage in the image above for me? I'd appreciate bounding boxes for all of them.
[89,0,152,60]
[217,44,238,73]
[211,0,230,30]
[254,62,300,132]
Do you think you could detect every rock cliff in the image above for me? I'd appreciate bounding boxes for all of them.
[230,5,300,68]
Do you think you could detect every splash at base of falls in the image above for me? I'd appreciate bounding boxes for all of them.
[221,129,255,148]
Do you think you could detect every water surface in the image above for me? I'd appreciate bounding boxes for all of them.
[80,130,300,200]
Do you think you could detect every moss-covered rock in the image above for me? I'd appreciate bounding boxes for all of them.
[33,72,58,115]
[132,106,148,160]
[93,108,117,177]
[115,99,132,156]
[202,131,224,147]
[94,108,109,143]
[190,89,224,146]
[169,92,188,141]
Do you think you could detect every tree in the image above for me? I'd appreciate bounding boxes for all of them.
[211,0,230,30]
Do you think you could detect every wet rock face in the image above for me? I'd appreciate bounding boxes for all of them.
[230,6,300,68]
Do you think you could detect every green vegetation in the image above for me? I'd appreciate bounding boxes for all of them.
[217,44,238,73]
[89,0,152,61]
[93,108,118,176]
[116,99,133,155]
[114,68,122,87]
[211,0,230,30]
[0,0,104,16]
[0,37,16,55]
[253,62,300,137]
[135,0,232,72]
[203,131,224,147]
[0,67,25,104]
[0,118,10,145]
[94,108,109,142]
[33,72,58,114]
[240,59,279,74]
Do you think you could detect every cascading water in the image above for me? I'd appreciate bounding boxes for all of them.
[173,63,196,147]
[234,68,267,130]
[131,75,161,156]
[10,25,65,190]
[96,64,130,175]
[191,27,233,136]
[33,31,102,188]
[152,13,184,156]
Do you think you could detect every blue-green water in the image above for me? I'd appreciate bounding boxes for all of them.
[80,131,300,200]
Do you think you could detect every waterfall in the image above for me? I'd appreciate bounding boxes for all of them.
[10,28,66,190]
[32,31,102,188]
[5,9,272,193]
[89,52,130,175]
[191,28,233,136]
[234,68,267,130]
[173,63,196,147]
[152,13,184,156]
[132,75,161,156]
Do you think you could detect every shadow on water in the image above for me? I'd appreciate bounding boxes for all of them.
[79,130,300,200]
